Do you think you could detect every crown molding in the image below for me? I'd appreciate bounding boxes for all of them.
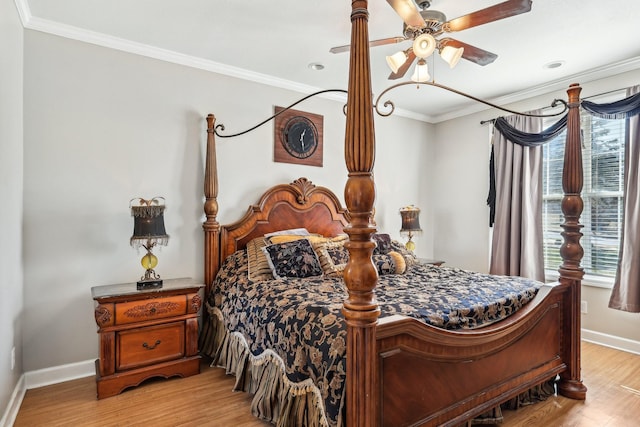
[13,0,31,26]
[432,56,640,123]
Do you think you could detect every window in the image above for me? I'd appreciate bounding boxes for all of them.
[542,95,626,278]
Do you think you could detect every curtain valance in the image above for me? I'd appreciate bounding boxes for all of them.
[581,90,640,120]
[494,114,567,147]
[492,87,640,147]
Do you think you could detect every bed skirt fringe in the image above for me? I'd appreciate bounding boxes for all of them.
[200,304,334,427]
[199,305,554,427]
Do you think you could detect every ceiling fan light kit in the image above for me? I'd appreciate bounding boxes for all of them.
[440,45,464,68]
[386,50,410,74]
[410,59,430,83]
[412,34,436,58]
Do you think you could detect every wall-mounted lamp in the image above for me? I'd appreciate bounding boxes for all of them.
[130,197,169,290]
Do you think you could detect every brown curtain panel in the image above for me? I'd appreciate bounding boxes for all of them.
[489,112,545,281]
[609,85,640,312]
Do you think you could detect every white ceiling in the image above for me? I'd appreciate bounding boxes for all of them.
[18,0,640,122]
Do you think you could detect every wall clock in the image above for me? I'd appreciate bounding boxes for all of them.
[274,106,323,167]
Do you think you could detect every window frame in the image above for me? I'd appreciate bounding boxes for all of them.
[542,94,626,284]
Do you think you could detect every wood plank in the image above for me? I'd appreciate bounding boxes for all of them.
[14,342,640,426]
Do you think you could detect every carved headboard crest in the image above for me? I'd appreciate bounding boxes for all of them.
[290,177,315,205]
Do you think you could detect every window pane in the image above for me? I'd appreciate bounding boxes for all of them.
[592,152,620,191]
[543,199,562,271]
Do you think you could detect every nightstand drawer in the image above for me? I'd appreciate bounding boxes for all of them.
[116,322,185,370]
[115,295,187,325]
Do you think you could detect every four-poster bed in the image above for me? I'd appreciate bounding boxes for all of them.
[199,2,587,425]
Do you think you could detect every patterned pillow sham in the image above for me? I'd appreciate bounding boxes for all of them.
[312,235,349,276]
[246,237,274,282]
[262,238,324,279]
[372,233,392,254]
[373,251,407,275]
[319,245,350,276]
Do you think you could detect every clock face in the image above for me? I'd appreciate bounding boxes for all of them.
[282,116,318,159]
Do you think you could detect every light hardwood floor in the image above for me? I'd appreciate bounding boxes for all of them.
[13,342,640,426]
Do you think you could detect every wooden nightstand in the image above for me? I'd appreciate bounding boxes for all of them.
[91,278,204,399]
[417,258,445,267]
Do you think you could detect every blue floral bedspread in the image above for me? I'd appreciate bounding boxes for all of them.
[208,250,542,426]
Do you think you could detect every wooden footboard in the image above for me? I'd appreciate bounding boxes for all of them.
[375,283,567,426]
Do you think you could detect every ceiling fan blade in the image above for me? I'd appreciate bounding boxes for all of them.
[440,38,497,66]
[386,0,426,29]
[330,36,407,54]
[445,0,532,32]
[389,50,417,80]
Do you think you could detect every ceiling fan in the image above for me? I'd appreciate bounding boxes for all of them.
[329,0,533,81]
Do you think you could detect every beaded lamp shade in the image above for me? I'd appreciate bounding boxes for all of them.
[399,205,422,251]
[130,197,169,289]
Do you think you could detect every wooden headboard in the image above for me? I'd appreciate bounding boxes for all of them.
[219,177,350,262]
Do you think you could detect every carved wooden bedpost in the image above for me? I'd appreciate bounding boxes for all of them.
[557,84,588,399]
[342,1,380,426]
[204,114,221,294]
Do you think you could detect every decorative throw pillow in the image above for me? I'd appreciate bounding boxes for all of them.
[387,251,407,274]
[370,251,407,275]
[372,233,392,255]
[319,245,350,276]
[390,239,417,267]
[246,237,274,282]
[313,235,349,276]
[262,238,323,279]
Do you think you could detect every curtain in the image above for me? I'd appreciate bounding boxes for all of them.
[489,111,545,281]
[609,85,640,312]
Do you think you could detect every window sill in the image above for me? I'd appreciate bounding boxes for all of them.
[544,270,614,289]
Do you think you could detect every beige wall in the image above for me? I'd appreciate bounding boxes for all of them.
[0,0,24,418]
[21,30,434,372]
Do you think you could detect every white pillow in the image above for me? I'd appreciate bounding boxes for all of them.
[264,228,310,237]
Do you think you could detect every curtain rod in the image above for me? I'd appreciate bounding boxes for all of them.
[479,85,630,125]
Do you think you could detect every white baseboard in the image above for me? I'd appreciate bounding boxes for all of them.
[582,329,640,355]
[23,359,95,390]
[1,359,95,426]
[0,375,25,427]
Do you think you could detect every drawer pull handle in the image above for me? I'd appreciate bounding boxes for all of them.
[142,340,161,350]
[149,307,157,314]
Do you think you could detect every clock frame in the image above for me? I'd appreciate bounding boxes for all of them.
[274,106,323,167]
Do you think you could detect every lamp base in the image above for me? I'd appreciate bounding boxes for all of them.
[137,278,163,290]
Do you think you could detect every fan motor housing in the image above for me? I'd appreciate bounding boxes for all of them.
[403,9,446,38]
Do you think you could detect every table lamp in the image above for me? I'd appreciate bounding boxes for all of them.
[130,197,169,290]
[400,205,422,251]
